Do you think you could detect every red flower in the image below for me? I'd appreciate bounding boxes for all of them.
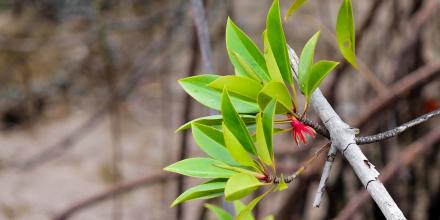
[288,114,315,146]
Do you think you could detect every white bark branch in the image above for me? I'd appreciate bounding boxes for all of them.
[288,46,406,219]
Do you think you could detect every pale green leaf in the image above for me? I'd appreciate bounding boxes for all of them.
[233,52,265,82]
[222,124,257,168]
[171,179,226,207]
[205,204,233,220]
[262,98,276,159]
[285,0,309,20]
[176,115,255,131]
[256,113,272,166]
[221,90,257,155]
[305,60,339,101]
[192,123,238,165]
[298,31,320,96]
[263,30,284,83]
[225,173,265,201]
[226,18,270,82]
[234,201,255,220]
[208,75,263,100]
[257,82,293,114]
[236,188,272,220]
[164,158,236,178]
[266,0,293,84]
[336,0,357,69]
[179,74,259,113]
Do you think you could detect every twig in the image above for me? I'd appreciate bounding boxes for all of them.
[299,109,440,145]
[335,128,440,220]
[288,47,406,219]
[312,143,337,207]
[53,171,176,220]
[271,142,331,183]
[356,108,440,144]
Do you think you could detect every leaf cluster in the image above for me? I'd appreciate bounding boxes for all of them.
[165,0,357,218]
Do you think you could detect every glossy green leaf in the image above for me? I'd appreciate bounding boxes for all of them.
[225,173,265,201]
[262,98,276,159]
[285,0,309,20]
[226,18,270,82]
[263,30,284,83]
[233,52,264,82]
[179,74,259,113]
[205,204,233,220]
[298,31,320,95]
[256,113,272,166]
[208,76,263,100]
[221,90,257,155]
[257,82,293,114]
[266,0,293,84]
[223,124,257,168]
[336,0,357,69]
[171,179,226,207]
[176,115,256,131]
[191,123,238,165]
[236,188,272,220]
[305,60,339,101]
[213,163,265,179]
[234,201,254,220]
[164,158,236,178]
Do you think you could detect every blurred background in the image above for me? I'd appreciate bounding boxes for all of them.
[0,0,438,219]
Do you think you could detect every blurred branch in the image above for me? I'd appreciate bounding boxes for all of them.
[53,171,176,220]
[335,128,440,220]
[351,61,440,128]
[15,2,189,170]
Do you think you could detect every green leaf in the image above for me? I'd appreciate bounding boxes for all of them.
[298,31,320,95]
[225,173,265,201]
[164,158,237,178]
[256,113,272,166]
[285,0,309,20]
[176,115,256,131]
[179,74,259,113]
[336,0,357,69]
[305,60,339,101]
[213,163,265,179]
[192,123,238,165]
[234,201,255,220]
[236,188,272,220]
[263,30,284,83]
[208,76,263,100]
[171,179,226,207]
[205,204,233,220]
[266,0,293,84]
[221,90,257,155]
[223,124,257,168]
[262,98,276,159]
[232,52,264,82]
[298,32,339,101]
[226,18,270,82]
[257,82,293,114]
